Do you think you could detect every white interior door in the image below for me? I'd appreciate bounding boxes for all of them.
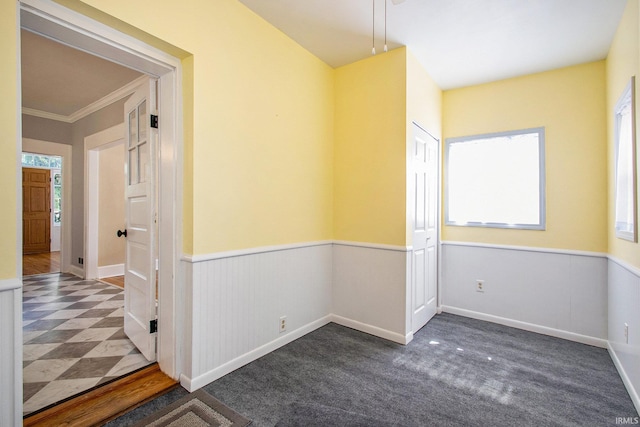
[411,123,439,333]
[124,78,157,361]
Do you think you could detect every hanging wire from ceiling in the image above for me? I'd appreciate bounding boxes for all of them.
[372,0,376,55]
[384,0,388,52]
[372,0,389,55]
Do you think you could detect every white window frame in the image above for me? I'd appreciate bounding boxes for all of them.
[445,127,546,230]
[614,77,638,242]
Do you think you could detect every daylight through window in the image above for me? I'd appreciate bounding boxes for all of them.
[614,77,637,242]
[445,128,545,229]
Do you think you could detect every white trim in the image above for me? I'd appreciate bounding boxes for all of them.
[84,123,125,280]
[70,75,147,122]
[608,255,640,278]
[68,264,84,278]
[608,342,640,414]
[441,240,608,259]
[21,107,71,123]
[16,2,24,288]
[441,305,608,348]
[331,314,412,345]
[22,138,72,273]
[84,123,125,150]
[19,0,179,75]
[22,75,148,123]
[333,240,410,252]
[182,241,334,263]
[0,279,22,292]
[181,315,332,392]
[182,240,409,263]
[98,263,124,279]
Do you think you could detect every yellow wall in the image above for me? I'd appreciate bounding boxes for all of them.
[0,0,18,279]
[68,0,335,254]
[443,61,608,253]
[607,0,640,268]
[406,50,443,244]
[334,48,407,246]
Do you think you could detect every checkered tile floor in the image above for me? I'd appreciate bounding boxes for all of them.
[22,273,152,416]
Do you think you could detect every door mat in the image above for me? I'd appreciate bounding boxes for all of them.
[133,389,251,427]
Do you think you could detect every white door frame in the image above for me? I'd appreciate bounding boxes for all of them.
[19,0,183,380]
[84,124,125,280]
[22,138,72,274]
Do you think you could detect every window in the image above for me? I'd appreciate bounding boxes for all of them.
[53,172,62,226]
[445,128,545,229]
[614,77,637,242]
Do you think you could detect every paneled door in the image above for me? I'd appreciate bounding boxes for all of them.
[123,78,158,361]
[23,168,51,255]
[411,123,439,333]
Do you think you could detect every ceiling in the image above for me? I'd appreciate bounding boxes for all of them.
[239,0,627,90]
[21,29,142,121]
[21,0,628,120]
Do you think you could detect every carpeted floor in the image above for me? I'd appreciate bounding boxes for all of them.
[107,313,638,426]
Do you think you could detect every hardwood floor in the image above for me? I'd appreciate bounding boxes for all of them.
[100,275,124,288]
[23,251,60,276]
[23,364,177,427]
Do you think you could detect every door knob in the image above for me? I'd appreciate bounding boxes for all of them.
[117,229,127,238]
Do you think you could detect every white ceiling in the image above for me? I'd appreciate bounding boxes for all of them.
[239,0,627,90]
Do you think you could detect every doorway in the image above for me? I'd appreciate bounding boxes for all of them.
[19,0,182,413]
[22,164,56,276]
[21,139,73,276]
[85,125,127,282]
[22,167,51,256]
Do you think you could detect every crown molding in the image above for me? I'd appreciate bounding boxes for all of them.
[21,75,147,124]
[21,108,71,123]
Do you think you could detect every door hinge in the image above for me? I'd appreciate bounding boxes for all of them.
[150,319,158,333]
[150,115,158,129]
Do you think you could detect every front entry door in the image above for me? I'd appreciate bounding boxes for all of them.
[23,167,51,255]
[123,79,158,361]
[411,123,439,333]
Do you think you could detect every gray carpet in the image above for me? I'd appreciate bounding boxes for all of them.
[107,314,637,426]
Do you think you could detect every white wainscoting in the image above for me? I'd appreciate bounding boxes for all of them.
[97,263,124,279]
[332,242,411,344]
[0,279,22,426]
[441,242,608,347]
[180,243,333,391]
[608,257,640,413]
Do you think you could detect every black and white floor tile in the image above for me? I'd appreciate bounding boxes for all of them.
[22,273,152,416]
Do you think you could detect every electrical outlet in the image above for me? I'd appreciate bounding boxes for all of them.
[625,323,629,344]
[476,280,485,293]
[279,316,287,333]
[78,257,84,265]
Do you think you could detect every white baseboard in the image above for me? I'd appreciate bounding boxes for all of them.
[181,315,332,392]
[331,314,412,345]
[68,265,84,278]
[441,305,607,348]
[608,342,640,415]
[98,263,124,278]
